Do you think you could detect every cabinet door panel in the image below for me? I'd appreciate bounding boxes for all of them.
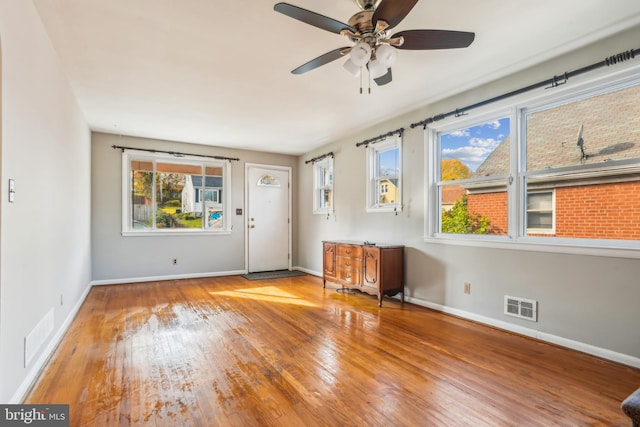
[323,243,336,277]
[363,247,380,288]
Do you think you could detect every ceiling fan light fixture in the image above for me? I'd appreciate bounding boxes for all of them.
[375,43,397,67]
[343,58,362,77]
[368,59,387,79]
[349,42,372,67]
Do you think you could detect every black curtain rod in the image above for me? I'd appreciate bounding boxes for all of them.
[410,48,639,130]
[356,127,404,148]
[112,145,240,162]
[305,151,334,164]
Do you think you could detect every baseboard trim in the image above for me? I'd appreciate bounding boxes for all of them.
[90,270,247,286]
[11,282,93,404]
[405,295,640,369]
[292,266,322,277]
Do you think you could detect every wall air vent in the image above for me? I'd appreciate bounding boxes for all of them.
[504,295,538,322]
[24,307,54,367]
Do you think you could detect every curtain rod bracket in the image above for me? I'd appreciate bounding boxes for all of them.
[547,72,569,89]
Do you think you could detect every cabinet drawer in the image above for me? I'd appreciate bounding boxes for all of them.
[337,257,361,270]
[337,269,361,284]
[337,245,363,258]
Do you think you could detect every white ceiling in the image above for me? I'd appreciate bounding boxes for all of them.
[33,0,640,155]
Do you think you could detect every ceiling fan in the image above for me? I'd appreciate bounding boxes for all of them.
[274,0,475,87]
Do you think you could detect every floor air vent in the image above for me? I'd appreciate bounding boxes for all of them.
[504,295,537,322]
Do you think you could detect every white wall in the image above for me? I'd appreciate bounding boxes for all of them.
[91,132,298,282]
[296,25,640,364]
[0,0,92,402]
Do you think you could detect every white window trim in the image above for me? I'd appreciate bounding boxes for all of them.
[424,64,640,259]
[366,135,403,213]
[313,157,334,215]
[121,149,232,236]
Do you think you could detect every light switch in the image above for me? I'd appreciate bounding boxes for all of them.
[8,179,15,203]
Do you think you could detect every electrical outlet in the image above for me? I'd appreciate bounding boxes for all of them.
[172,258,177,265]
[464,282,471,294]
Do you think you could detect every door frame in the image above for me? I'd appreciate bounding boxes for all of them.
[244,163,292,272]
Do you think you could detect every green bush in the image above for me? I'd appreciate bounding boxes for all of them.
[177,213,198,221]
[164,199,181,207]
[156,210,182,228]
[441,195,491,234]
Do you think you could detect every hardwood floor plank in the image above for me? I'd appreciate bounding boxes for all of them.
[24,275,640,426]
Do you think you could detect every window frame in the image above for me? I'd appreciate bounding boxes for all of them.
[425,65,640,259]
[366,135,403,213]
[313,156,334,215]
[121,150,232,236]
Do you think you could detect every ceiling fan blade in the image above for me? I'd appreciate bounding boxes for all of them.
[392,30,475,50]
[374,68,393,86]
[372,0,418,30]
[274,3,354,35]
[291,47,351,74]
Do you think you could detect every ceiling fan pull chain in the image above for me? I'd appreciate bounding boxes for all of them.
[360,67,363,94]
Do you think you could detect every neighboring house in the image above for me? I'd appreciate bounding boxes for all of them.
[181,175,223,215]
[465,84,640,239]
[379,178,399,204]
[441,185,467,211]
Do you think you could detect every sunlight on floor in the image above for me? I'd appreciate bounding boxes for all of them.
[210,286,317,307]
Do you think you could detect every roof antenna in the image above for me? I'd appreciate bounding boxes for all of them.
[576,124,589,161]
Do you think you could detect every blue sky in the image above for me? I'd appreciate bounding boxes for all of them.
[379,148,399,176]
[440,117,510,172]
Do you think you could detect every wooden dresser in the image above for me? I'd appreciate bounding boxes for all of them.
[322,240,404,307]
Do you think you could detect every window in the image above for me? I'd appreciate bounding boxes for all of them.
[526,191,555,234]
[313,157,333,214]
[435,117,510,235]
[523,81,640,241]
[427,68,640,254]
[367,136,402,212]
[123,151,231,234]
[258,175,280,187]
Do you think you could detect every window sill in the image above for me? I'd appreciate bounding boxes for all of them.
[367,206,402,214]
[424,234,640,260]
[122,230,232,237]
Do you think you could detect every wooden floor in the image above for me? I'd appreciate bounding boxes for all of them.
[25,274,640,426]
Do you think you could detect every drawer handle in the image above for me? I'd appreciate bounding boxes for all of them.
[345,250,352,254]
[345,262,351,267]
[345,274,351,279]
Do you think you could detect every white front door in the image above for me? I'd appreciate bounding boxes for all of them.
[246,165,291,273]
